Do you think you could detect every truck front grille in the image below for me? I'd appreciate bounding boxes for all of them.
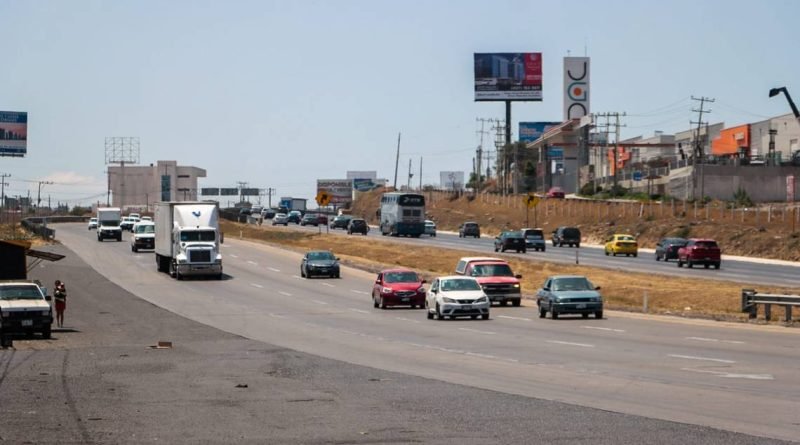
[189,250,212,263]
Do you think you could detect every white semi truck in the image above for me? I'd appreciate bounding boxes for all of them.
[96,207,122,242]
[154,201,223,280]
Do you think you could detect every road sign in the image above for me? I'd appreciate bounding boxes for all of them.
[633,171,643,182]
[316,191,331,206]
[524,194,540,209]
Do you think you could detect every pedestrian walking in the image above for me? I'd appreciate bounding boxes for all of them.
[54,280,67,328]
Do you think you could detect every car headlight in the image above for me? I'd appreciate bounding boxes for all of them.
[416,286,425,293]
[382,287,392,294]
[476,296,488,303]
[443,297,457,303]
[177,258,187,264]
[513,284,520,288]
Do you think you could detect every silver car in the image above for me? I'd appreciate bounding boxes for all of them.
[424,220,437,237]
[272,213,289,226]
[426,276,490,320]
[87,217,98,230]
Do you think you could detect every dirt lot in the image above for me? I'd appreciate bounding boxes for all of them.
[351,190,800,261]
[220,220,799,324]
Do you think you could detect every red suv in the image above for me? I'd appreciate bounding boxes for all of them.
[372,269,426,309]
[677,239,721,269]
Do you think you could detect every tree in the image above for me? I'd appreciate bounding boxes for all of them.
[523,160,537,192]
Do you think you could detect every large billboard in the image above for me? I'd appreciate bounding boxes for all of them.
[201,188,220,196]
[220,188,239,196]
[353,178,381,192]
[474,53,542,101]
[519,122,562,143]
[564,57,590,120]
[0,111,28,157]
[317,179,353,206]
[440,171,465,190]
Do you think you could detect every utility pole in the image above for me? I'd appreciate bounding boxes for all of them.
[0,173,9,222]
[594,112,626,192]
[476,118,493,188]
[407,158,413,190]
[393,132,401,190]
[236,181,248,204]
[36,181,53,216]
[419,157,423,190]
[266,187,276,208]
[691,96,714,200]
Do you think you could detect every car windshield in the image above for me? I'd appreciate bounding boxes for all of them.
[425,222,435,226]
[384,271,420,283]
[471,264,513,277]
[524,230,543,239]
[441,279,482,292]
[180,230,215,242]
[135,225,155,234]
[503,231,522,238]
[0,285,43,300]
[90,218,97,222]
[308,251,334,261]
[551,277,594,292]
[563,228,580,237]
[618,235,635,241]
[351,220,366,226]
[465,223,478,228]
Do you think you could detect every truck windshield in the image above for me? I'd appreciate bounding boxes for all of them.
[100,220,120,226]
[180,230,216,242]
[470,264,514,277]
[0,285,43,300]
[135,225,155,234]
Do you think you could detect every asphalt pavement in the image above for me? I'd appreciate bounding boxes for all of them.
[30,222,800,443]
[2,241,793,444]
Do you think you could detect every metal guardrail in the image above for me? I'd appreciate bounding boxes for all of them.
[741,289,800,322]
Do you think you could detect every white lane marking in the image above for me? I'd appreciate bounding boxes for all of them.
[247,260,258,266]
[685,336,745,345]
[349,308,369,314]
[680,368,773,380]
[458,327,496,335]
[497,315,532,322]
[269,313,286,319]
[250,283,264,289]
[395,317,421,324]
[292,275,302,279]
[279,291,292,297]
[268,267,281,272]
[547,340,595,348]
[321,282,336,288]
[668,354,736,364]
[229,254,238,258]
[582,326,626,333]
[351,289,370,295]
[311,300,329,305]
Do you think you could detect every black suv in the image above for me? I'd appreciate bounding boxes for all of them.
[347,218,369,235]
[459,222,480,238]
[300,214,318,226]
[494,231,526,253]
[330,215,352,230]
[552,226,581,248]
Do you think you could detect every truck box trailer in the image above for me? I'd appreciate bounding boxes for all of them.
[154,201,223,280]
[96,207,122,242]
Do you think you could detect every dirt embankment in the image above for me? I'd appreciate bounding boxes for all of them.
[350,190,800,261]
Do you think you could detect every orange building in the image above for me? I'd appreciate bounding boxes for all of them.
[712,124,750,157]
[606,146,631,175]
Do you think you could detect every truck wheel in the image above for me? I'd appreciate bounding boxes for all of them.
[677,259,683,267]
[714,263,721,270]
[539,307,547,318]
[595,311,604,319]
[512,299,521,307]
[687,260,693,269]
[42,326,52,339]
[132,245,137,252]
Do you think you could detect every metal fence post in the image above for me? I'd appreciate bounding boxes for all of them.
[765,303,772,321]
[786,305,793,323]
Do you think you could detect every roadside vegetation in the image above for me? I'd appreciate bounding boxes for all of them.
[220,220,799,324]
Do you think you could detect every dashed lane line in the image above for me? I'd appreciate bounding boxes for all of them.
[279,291,293,297]
[547,340,595,348]
[458,327,496,335]
[250,283,264,289]
[497,315,532,322]
[582,326,626,333]
[668,354,736,364]
[685,337,745,345]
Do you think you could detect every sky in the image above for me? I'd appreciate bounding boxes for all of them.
[1,0,798,207]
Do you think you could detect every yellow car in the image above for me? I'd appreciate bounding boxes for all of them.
[604,234,638,257]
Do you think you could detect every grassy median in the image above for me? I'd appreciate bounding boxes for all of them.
[221,220,799,324]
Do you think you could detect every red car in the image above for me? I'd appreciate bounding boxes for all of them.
[677,239,721,269]
[546,187,565,199]
[372,269,426,309]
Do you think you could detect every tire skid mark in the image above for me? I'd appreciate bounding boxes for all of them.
[62,350,93,443]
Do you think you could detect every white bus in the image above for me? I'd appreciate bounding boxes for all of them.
[379,192,425,237]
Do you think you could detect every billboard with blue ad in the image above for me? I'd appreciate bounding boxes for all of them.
[0,111,27,157]
[519,121,561,143]
[474,53,543,101]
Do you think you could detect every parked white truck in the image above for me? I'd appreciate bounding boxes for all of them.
[96,207,122,242]
[154,201,223,280]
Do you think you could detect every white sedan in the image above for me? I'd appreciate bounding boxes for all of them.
[426,276,490,320]
[87,217,98,230]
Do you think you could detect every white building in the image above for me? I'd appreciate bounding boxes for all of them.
[108,160,206,211]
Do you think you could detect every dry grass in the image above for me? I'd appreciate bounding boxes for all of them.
[221,220,800,323]
[0,223,51,247]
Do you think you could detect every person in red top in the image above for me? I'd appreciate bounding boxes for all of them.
[54,280,67,328]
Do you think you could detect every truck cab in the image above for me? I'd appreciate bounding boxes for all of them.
[155,202,223,280]
[454,257,522,306]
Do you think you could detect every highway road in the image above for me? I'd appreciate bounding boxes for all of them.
[56,223,800,442]
[281,221,800,288]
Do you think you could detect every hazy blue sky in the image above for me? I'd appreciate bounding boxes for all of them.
[1,0,798,206]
